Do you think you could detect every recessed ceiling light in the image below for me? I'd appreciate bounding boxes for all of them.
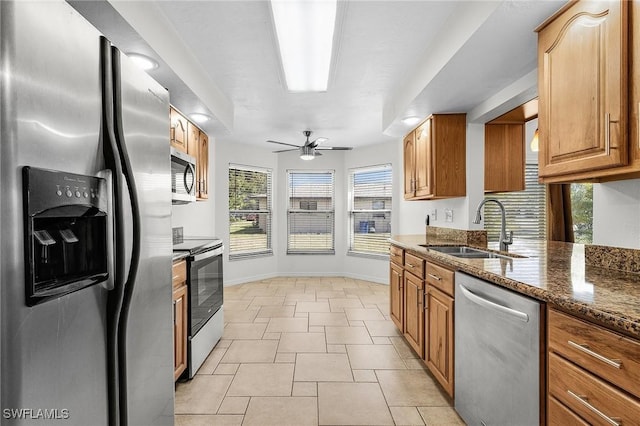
[190,113,212,124]
[270,0,337,92]
[127,53,159,71]
[402,116,421,126]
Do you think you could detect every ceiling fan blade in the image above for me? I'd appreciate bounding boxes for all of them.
[272,148,299,153]
[266,140,301,148]
[316,146,353,151]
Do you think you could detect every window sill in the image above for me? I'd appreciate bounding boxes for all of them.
[347,251,390,261]
[229,250,273,261]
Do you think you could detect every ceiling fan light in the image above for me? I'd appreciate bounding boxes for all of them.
[300,146,315,161]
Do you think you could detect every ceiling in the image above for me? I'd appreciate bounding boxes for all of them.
[69,0,565,151]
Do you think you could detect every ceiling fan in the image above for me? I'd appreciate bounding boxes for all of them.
[267,130,353,160]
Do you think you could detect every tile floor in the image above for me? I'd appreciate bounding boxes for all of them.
[175,277,465,426]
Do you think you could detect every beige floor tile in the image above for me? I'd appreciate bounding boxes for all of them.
[376,370,449,407]
[365,320,402,336]
[390,406,426,425]
[196,347,227,375]
[404,358,429,370]
[213,363,239,375]
[265,317,308,333]
[278,332,326,353]
[217,396,250,415]
[256,305,296,318]
[227,363,294,396]
[294,353,353,382]
[295,301,331,313]
[294,312,309,318]
[347,344,406,370]
[353,369,378,382]
[248,296,285,308]
[222,323,266,340]
[325,326,373,344]
[285,293,317,302]
[223,300,252,311]
[344,288,375,297]
[244,287,278,297]
[216,339,232,348]
[329,298,364,311]
[292,382,317,396]
[327,344,346,353]
[308,312,349,326]
[390,336,420,359]
[316,290,347,299]
[224,309,258,323]
[220,340,278,363]
[275,352,296,363]
[175,375,233,414]
[373,336,391,344]
[262,332,281,340]
[349,320,365,327]
[345,307,386,321]
[253,317,270,323]
[417,406,465,425]
[242,396,318,426]
[308,326,324,333]
[318,382,394,425]
[175,414,243,426]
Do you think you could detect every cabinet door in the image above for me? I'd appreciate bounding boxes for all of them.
[484,123,525,192]
[170,107,188,153]
[197,132,209,199]
[414,119,432,198]
[403,272,424,357]
[538,0,628,178]
[173,285,188,381]
[390,262,404,332]
[403,131,416,199]
[426,286,454,397]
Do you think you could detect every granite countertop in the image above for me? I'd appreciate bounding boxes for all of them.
[390,234,640,340]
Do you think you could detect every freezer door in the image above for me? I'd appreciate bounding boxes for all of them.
[1,2,109,425]
[114,49,174,425]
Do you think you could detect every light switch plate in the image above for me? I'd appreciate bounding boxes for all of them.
[445,209,453,223]
[430,209,437,221]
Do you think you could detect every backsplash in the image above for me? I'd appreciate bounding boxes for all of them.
[425,226,487,247]
[585,244,640,274]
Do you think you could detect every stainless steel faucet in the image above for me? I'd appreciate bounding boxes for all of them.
[473,198,513,252]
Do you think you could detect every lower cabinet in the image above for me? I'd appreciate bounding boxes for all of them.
[426,286,454,397]
[172,260,188,381]
[390,261,404,331]
[403,271,425,356]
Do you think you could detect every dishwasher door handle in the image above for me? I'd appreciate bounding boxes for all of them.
[458,284,529,322]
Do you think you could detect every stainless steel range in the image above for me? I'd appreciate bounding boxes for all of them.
[173,237,224,379]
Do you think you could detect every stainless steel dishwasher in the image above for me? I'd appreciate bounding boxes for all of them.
[455,272,543,425]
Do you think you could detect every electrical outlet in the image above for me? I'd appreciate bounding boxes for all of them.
[445,209,453,223]
[430,209,437,221]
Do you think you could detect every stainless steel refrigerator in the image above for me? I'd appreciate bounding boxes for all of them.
[1,1,174,425]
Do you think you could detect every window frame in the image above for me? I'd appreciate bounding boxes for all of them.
[286,169,336,255]
[347,164,392,258]
[228,164,273,260]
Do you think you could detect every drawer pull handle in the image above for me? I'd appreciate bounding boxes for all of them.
[428,273,441,281]
[567,390,622,426]
[406,263,416,268]
[567,340,623,369]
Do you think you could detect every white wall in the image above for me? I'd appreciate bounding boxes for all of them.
[593,180,640,249]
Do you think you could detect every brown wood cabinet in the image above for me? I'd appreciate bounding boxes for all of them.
[172,260,188,381]
[537,0,631,183]
[484,123,525,192]
[389,245,404,332]
[547,308,640,424]
[403,270,425,357]
[187,122,209,200]
[403,114,466,199]
[170,107,189,153]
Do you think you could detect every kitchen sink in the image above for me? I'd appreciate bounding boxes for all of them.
[419,245,513,260]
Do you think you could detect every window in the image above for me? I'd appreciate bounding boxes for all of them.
[348,164,392,256]
[287,170,335,254]
[571,183,593,243]
[483,164,546,241]
[229,164,273,259]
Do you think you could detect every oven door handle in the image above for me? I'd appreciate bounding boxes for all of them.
[192,246,224,262]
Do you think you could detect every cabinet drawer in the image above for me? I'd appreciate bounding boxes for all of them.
[404,252,425,279]
[390,245,404,266]
[172,260,187,289]
[548,396,589,426]
[548,309,640,399]
[549,353,640,425]
[425,261,454,296]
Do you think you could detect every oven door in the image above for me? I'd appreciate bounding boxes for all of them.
[188,245,223,335]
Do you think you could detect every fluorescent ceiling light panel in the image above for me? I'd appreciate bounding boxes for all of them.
[270,0,337,92]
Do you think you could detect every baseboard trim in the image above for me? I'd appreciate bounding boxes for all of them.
[224,272,388,286]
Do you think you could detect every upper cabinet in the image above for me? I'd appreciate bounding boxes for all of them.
[403,114,466,200]
[485,124,525,193]
[536,0,634,183]
[171,106,210,200]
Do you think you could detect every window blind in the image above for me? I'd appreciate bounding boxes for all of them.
[287,170,335,254]
[229,164,273,259]
[483,164,546,241]
[348,164,392,256]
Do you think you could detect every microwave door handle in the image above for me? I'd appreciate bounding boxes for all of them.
[184,162,195,194]
[110,44,144,426]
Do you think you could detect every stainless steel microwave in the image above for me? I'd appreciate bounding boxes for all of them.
[171,147,196,204]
